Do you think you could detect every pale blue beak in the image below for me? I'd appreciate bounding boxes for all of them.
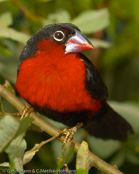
[65,29,94,53]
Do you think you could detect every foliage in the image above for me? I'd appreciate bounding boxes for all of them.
[76,141,90,173]
[0,0,139,174]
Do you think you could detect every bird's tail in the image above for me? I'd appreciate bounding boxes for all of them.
[84,102,134,141]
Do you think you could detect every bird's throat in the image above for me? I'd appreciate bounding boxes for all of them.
[16,40,101,113]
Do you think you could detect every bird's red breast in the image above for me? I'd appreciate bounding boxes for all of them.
[15,23,133,141]
[16,38,101,113]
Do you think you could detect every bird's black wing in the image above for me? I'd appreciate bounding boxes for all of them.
[80,53,108,100]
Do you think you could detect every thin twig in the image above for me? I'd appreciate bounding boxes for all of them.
[0,112,20,116]
[0,84,123,174]
[32,135,59,152]
[9,0,43,22]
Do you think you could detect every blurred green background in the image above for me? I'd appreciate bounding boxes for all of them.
[0,0,139,173]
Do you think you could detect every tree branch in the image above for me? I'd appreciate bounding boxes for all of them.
[0,84,123,174]
[9,0,43,22]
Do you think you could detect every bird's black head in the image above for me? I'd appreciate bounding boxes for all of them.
[19,23,93,63]
[19,23,80,62]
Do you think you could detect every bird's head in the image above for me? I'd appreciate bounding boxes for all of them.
[19,23,94,63]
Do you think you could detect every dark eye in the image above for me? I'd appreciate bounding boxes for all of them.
[53,30,65,41]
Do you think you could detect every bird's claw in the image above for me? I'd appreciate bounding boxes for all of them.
[56,122,83,148]
[20,104,33,119]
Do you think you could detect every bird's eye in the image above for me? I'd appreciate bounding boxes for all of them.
[53,31,65,41]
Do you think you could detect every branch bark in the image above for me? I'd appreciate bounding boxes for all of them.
[0,84,123,174]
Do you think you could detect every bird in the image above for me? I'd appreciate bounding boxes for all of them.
[15,23,133,141]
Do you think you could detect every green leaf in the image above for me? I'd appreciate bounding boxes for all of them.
[76,168,88,174]
[23,144,39,165]
[0,0,8,2]
[0,162,10,168]
[5,133,26,174]
[89,38,111,48]
[0,115,33,153]
[0,115,20,153]
[56,141,75,171]
[76,141,90,173]
[42,10,71,26]
[72,8,109,34]
[16,117,33,137]
[0,12,13,27]
[0,28,30,44]
[0,39,20,83]
[52,140,63,159]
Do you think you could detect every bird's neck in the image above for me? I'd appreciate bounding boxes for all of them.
[32,38,78,69]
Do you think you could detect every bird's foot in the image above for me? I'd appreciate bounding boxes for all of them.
[20,104,33,119]
[56,122,83,148]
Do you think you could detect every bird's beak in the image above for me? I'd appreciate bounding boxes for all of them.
[65,29,94,53]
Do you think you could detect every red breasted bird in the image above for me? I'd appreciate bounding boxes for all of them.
[15,23,133,141]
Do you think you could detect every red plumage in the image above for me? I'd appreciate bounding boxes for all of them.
[15,23,133,141]
[16,39,101,113]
